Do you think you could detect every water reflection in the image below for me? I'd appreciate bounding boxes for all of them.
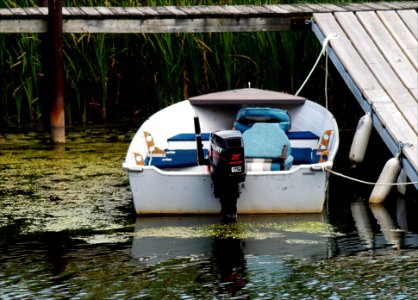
[212,237,246,296]
[131,215,332,262]
[131,215,333,298]
[337,197,418,255]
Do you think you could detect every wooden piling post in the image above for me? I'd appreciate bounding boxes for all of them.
[48,0,65,143]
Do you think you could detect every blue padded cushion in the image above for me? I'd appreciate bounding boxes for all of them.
[287,131,319,140]
[292,148,313,164]
[242,123,291,161]
[312,149,321,163]
[167,133,210,142]
[234,107,290,133]
[145,149,208,168]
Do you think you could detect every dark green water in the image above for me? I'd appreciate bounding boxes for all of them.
[1,127,417,299]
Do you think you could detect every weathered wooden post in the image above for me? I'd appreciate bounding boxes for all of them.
[38,0,49,129]
[48,0,65,143]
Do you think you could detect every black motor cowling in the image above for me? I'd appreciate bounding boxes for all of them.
[209,130,246,222]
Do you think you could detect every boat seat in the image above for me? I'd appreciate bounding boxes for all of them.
[145,149,209,168]
[291,148,321,164]
[234,107,291,133]
[242,123,293,170]
[167,133,210,142]
[166,131,318,142]
[287,131,319,140]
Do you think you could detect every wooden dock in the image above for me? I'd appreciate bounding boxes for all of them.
[313,9,417,187]
[0,2,417,186]
[0,2,417,33]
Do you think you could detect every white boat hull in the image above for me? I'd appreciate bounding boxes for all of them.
[127,165,329,214]
[123,88,339,215]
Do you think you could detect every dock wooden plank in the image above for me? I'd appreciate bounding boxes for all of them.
[317,4,347,12]
[164,6,187,16]
[194,6,228,16]
[336,3,371,12]
[38,7,48,16]
[314,12,418,174]
[177,6,204,16]
[152,6,176,17]
[221,5,246,15]
[0,8,13,17]
[303,4,334,13]
[357,11,417,91]
[0,19,45,32]
[377,10,418,70]
[0,3,417,33]
[61,8,72,17]
[80,7,102,18]
[94,6,115,17]
[335,12,417,134]
[371,100,417,169]
[11,8,28,17]
[123,7,146,16]
[136,7,160,16]
[379,2,404,9]
[287,4,313,13]
[23,7,43,17]
[362,3,392,11]
[108,7,131,16]
[397,10,418,39]
[263,5,290,14]
[66,7,87,17]
[397,1,418,9]
[62,16,291,33]
[246,5,271,14]
[313,13,382,93]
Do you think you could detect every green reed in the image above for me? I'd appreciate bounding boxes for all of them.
[0,0,372,126]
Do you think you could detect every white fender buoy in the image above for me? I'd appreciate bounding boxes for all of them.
[369,153,402,204]
[349,112,372,165]
[396,168,407,195]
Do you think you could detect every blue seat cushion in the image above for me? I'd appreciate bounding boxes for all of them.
[167,133,210,142]
[145,149,208,168]
[291,148,313,164]
[234,107,291,133]
[242,123,291,161]
[287,131,319,140]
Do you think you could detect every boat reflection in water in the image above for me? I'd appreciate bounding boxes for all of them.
[131,215,332,262]
[130,202,418,296]
[131,199,418,265]
[131,214,333,294]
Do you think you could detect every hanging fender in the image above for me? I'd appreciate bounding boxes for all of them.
[349,112,372,165]
[369,154,402,204]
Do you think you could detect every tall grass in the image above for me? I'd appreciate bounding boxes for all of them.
[0,0,373,126]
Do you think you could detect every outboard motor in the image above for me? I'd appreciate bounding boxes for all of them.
[209,130,246,223]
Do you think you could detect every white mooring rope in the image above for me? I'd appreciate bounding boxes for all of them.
[295,32,339,103]
[322,167,418,186]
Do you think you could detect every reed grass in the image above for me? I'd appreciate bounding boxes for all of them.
[0,0,376,126]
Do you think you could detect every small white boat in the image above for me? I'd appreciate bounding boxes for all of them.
[123,88,339,221]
